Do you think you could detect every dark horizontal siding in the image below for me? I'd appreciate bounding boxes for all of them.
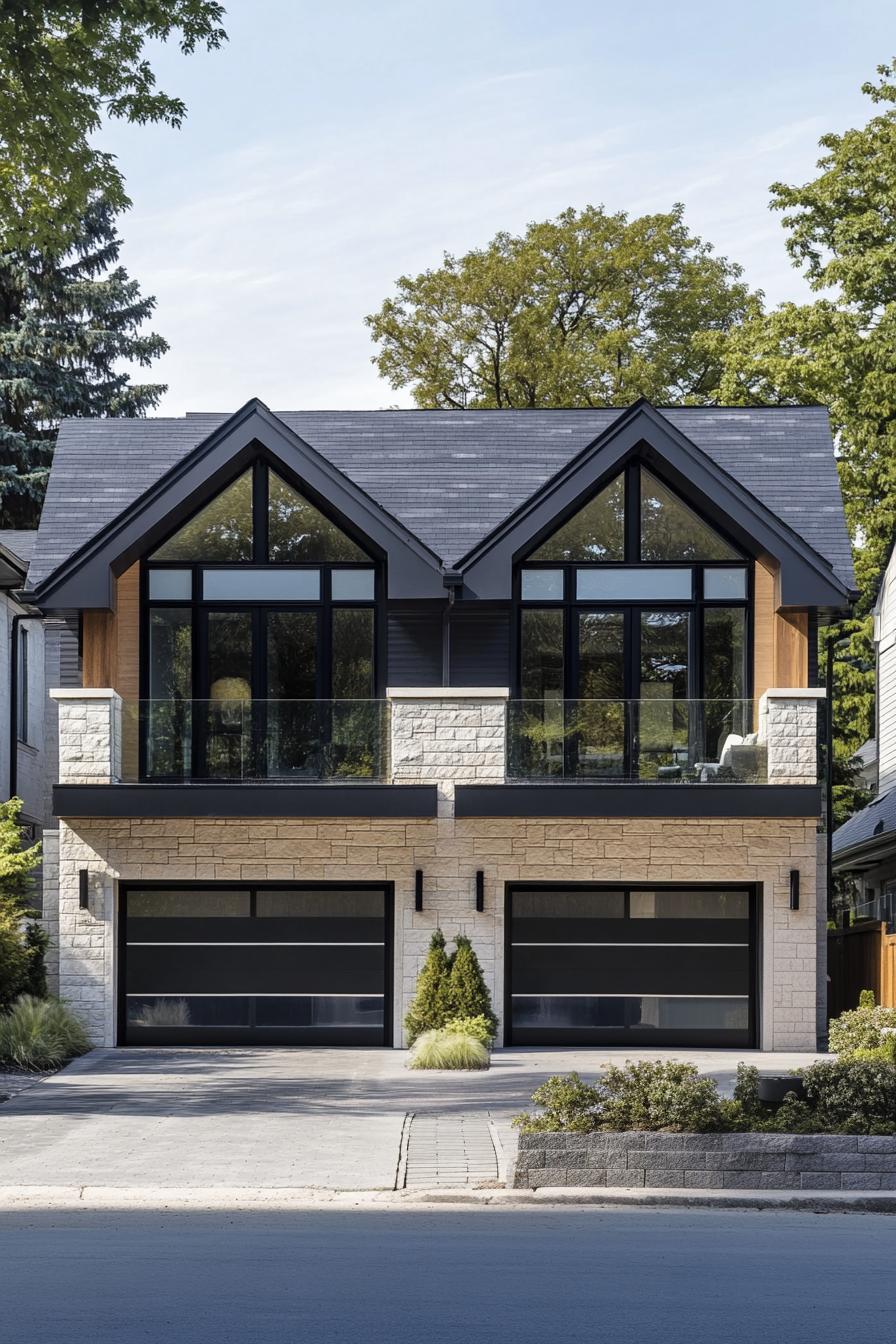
[387,608,443,687]
[450,607,510,687]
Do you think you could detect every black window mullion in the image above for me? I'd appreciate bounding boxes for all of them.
[253,460,268,563]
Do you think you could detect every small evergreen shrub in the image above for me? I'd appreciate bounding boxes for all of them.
[404,930,498,1045]
[0,798,44,1010]
[599,1060,725,1133]
[404,929,452,1045]
[514,1073,604,1133]
[799,1058,896,1134]
[0,996,91,1071]
[408,1028,490,1070]
[828,999,896,1057]
[447,936,498,1039]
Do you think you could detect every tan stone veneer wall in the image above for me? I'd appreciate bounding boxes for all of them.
[58,810,819,1050]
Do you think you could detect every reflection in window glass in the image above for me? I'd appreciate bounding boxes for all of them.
[704,568,747,600]
[332,609,374,699]
[629,889,749,920]
[529,474,625,562]
[257,889,384,918]
[640,468,740,562]
[521,609,564,702]
[577,612,625,779]
[639,610,689,777]
[207,612,253,778]
[512,890,625,919]
[703,608,747,760]
[151,471,253,562]
[127,890,250,918]
[268,470,368,562]
[146,608,192,777]
[127,996,251,1028]
[521,569,564,601]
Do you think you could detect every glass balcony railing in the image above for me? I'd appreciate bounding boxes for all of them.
[122,700,390,783]
[507,699,768,783]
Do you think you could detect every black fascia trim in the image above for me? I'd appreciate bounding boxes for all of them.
[454,783,822,819]
[28,401,447,608]
[53,782,439,819]
[456,401,853,609]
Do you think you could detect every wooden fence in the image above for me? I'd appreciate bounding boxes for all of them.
[828,922,896,1018]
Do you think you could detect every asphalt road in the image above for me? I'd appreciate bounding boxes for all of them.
[1,1206,892,1343]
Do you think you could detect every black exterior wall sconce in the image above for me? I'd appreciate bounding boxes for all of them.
[475,870,484,912]
[789,869,800,911]
[79,868,90,910]
[415,869,423,912]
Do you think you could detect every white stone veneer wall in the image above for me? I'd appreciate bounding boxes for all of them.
[49,685,825,1050]
[759,688,824,785]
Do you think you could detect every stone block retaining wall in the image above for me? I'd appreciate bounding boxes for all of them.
[513,1132,896,1191]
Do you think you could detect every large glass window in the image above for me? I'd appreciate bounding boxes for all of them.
[517,461,750,779]
[142,462,379,780]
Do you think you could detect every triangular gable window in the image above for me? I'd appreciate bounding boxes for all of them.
[268,471,368,562]
[150,470,253,562]
[640,468,740,562]
[529,473,625,562]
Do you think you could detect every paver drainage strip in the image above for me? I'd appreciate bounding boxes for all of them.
[401,1114,500,1189]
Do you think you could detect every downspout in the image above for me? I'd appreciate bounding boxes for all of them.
[441,570,463,687]
[825,636,834,924]
[8,608,40,801]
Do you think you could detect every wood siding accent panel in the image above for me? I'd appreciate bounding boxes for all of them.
[753,561,776,708]
[115,563,140,703]
[81,563,140,779]
[775,610,809,688]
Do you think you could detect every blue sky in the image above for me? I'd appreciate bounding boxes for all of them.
[100,0,894,414]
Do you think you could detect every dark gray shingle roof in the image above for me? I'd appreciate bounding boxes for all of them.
[27,406,855,592]
[0,529,38,565]
[832,787,896,860]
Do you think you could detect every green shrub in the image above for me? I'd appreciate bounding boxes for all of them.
[515,1061,724,1134]
[0,798,44,1010]
[404,929,453,1045]
[828,1001,896,1056]
[859,989,876,1010]
[0,996,91,1071]
[447,936,498,1038]
[0,908,30,1011]
[515,1073,604,1133]
[443,1014,495,1046]
[799,1058,896,1134]
[408,1028,489,1070]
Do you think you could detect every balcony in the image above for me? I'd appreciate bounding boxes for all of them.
[123,699,390,783]
[50,685,824,821]
[507,698,769,784]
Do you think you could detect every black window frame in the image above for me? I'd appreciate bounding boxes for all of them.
[139,456,385,782]
[16,625,29,745]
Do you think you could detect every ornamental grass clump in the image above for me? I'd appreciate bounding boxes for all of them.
[408,1027,490,1071]
[0,995,91,1071]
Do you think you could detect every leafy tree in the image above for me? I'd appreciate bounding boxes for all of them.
[0,198,167,526]
[0,797,44,1009]
[703,62,896,819]
[0,1,227,252]
[367,204,760,409]
[447,935,497,1038]
[404,928,452,1044]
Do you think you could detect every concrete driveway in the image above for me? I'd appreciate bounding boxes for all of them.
[0,1046,824,1195]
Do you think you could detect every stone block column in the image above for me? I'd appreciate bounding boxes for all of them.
[388,687,508,1044]
[48,690,121,1045]
[759,688,824,785]
[758,687,826,1050]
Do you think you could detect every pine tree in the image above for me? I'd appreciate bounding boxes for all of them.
[0,198,168,527]
[404,928,453,1044]
[447,935,498,1038]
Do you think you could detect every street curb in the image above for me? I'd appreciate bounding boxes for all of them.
[0,1185,895,1213]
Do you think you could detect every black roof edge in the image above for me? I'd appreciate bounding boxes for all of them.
[25,400,447,604]
[453,400,854,601]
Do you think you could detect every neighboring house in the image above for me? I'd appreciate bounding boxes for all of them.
[833,538,896,925]
[0,530,46,898]
[24,400,854,1051]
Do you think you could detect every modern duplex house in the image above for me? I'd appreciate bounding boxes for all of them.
[24,400,854,1052]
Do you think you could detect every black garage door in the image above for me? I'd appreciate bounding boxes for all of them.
[507,884,755,1048]
[120,884,392,1046]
